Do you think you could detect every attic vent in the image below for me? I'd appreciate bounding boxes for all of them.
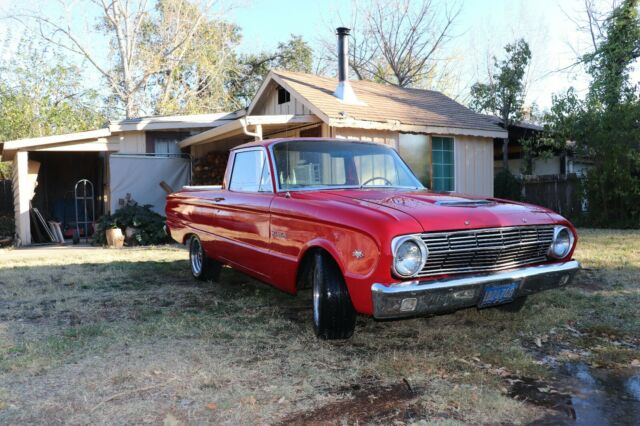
[277,87,290,104]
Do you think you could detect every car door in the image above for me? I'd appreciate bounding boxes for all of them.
[213,147,274,280]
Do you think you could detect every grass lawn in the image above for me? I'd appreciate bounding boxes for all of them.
[0,229,638,424]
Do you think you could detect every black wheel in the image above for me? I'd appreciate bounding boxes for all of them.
[497,296,528,312]
[312,252,356,340]
[189,236,221,281]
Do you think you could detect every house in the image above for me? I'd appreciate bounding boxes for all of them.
[484,115,592,177]
[0,113,241,245]
[181,28,506,197]
[1,27,507,246]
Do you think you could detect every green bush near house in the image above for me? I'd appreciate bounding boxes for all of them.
[94,204,170,246]
[494,169,523,201]
[0,215,14,238]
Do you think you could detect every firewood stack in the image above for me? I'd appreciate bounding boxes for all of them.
[192,151,229,185]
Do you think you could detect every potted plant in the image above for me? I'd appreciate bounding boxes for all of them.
[104,221,125,248]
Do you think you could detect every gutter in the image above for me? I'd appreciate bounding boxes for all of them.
[328,117,508,139]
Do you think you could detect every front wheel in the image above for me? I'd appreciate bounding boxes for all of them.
[312,252,356,340]
[189,235,221,281]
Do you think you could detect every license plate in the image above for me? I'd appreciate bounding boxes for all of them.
[479,282,519,307]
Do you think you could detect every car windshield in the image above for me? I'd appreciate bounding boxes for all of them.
[272,140,423,191]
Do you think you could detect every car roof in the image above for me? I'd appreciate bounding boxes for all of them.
[231,137,381,151]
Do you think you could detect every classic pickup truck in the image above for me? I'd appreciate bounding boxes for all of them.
[166,138,580,339]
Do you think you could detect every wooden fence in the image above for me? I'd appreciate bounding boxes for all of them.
[520,174,585,219]
[0,180,12,215]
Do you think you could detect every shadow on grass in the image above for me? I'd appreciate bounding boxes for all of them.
[1,255,639,424]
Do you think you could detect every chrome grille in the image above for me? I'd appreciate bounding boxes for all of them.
[418,226,555,277]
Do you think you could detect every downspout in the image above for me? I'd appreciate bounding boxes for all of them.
[240,118,263,141]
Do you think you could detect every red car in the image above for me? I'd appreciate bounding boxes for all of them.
[166,138,580,339]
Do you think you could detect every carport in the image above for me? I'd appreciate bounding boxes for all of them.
[1,114,233,246]
[1,129,116,245]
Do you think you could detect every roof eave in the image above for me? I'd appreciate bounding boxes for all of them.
[328,118,508,139]
[2,128,112,153]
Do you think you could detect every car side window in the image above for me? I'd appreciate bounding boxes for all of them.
[229,150,272,193]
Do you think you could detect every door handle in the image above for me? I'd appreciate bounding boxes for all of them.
[213,197,225,202]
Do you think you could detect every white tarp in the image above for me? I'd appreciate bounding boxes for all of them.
[109,155,190,214]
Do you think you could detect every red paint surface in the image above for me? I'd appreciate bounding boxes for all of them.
[166,138,578,316]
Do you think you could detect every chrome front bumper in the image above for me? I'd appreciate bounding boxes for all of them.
[371,260,580,319]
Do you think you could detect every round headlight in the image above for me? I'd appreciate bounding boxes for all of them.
[549,226,573,259]
[392,236,428,277]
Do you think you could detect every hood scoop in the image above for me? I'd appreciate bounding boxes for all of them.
[434,199,494,207]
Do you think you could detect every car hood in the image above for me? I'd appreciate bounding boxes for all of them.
[322,188,557,232]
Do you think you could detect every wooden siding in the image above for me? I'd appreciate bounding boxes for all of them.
[454,135,494,197]
[108,131,146,154]
[333,127,399,148]
[252,85,313,116]
[333,129,494,197]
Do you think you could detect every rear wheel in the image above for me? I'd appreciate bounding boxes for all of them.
[189,235,221,281]
[312,252,356,339]
[497,296,528,312]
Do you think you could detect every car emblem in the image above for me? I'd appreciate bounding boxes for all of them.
[522,218,528,223]
[352,249,364,259]
[464,219,471,225]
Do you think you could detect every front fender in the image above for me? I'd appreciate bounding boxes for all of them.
[296,231,381,315]
[300,230,380,280]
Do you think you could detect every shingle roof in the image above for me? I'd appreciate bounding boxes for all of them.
[271,70,505,133]
[481,114,544,131]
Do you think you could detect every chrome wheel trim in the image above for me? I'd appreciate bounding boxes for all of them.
[190,238,203,276]
[313,267,321,326]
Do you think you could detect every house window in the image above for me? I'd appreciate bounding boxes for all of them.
[432,137,455,191]
[398,134,432,187]
[277,87,290,104]
[147,132,188,155]
[154,137,181,155]
[398,134,455,191]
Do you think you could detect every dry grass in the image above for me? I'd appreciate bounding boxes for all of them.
[0,229,638,425]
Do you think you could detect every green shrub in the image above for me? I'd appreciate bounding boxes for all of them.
[0,215,14,237]
[494,169,523,201]
[94,204,169,246]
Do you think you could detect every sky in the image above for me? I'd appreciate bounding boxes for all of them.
[0,0,637,111]
[227,0,617,109]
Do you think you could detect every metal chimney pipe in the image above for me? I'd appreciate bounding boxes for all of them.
[333,27,362,105]
[336,27,350,82]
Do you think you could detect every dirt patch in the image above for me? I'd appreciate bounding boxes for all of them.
[277,381,452,425]
[506,376,575,419]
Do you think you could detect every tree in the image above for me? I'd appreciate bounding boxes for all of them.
[13,0,237,118]
[228,35,314,107]
[470,39,532,171]
[582,0,640,107]
[544,0,640,227]
[143,0,241,115]
[322,0,461,89]
[0,39,106,143]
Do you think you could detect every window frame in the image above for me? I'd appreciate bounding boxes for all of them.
[430,135,456,192]
[228,147,274,194]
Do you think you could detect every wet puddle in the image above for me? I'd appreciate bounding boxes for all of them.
[560,363,640,425]
[509,362,640,425]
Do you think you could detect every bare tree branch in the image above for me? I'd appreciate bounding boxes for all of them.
[324,0,462,88]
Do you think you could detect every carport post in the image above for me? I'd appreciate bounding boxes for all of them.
[13,151,31,245]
